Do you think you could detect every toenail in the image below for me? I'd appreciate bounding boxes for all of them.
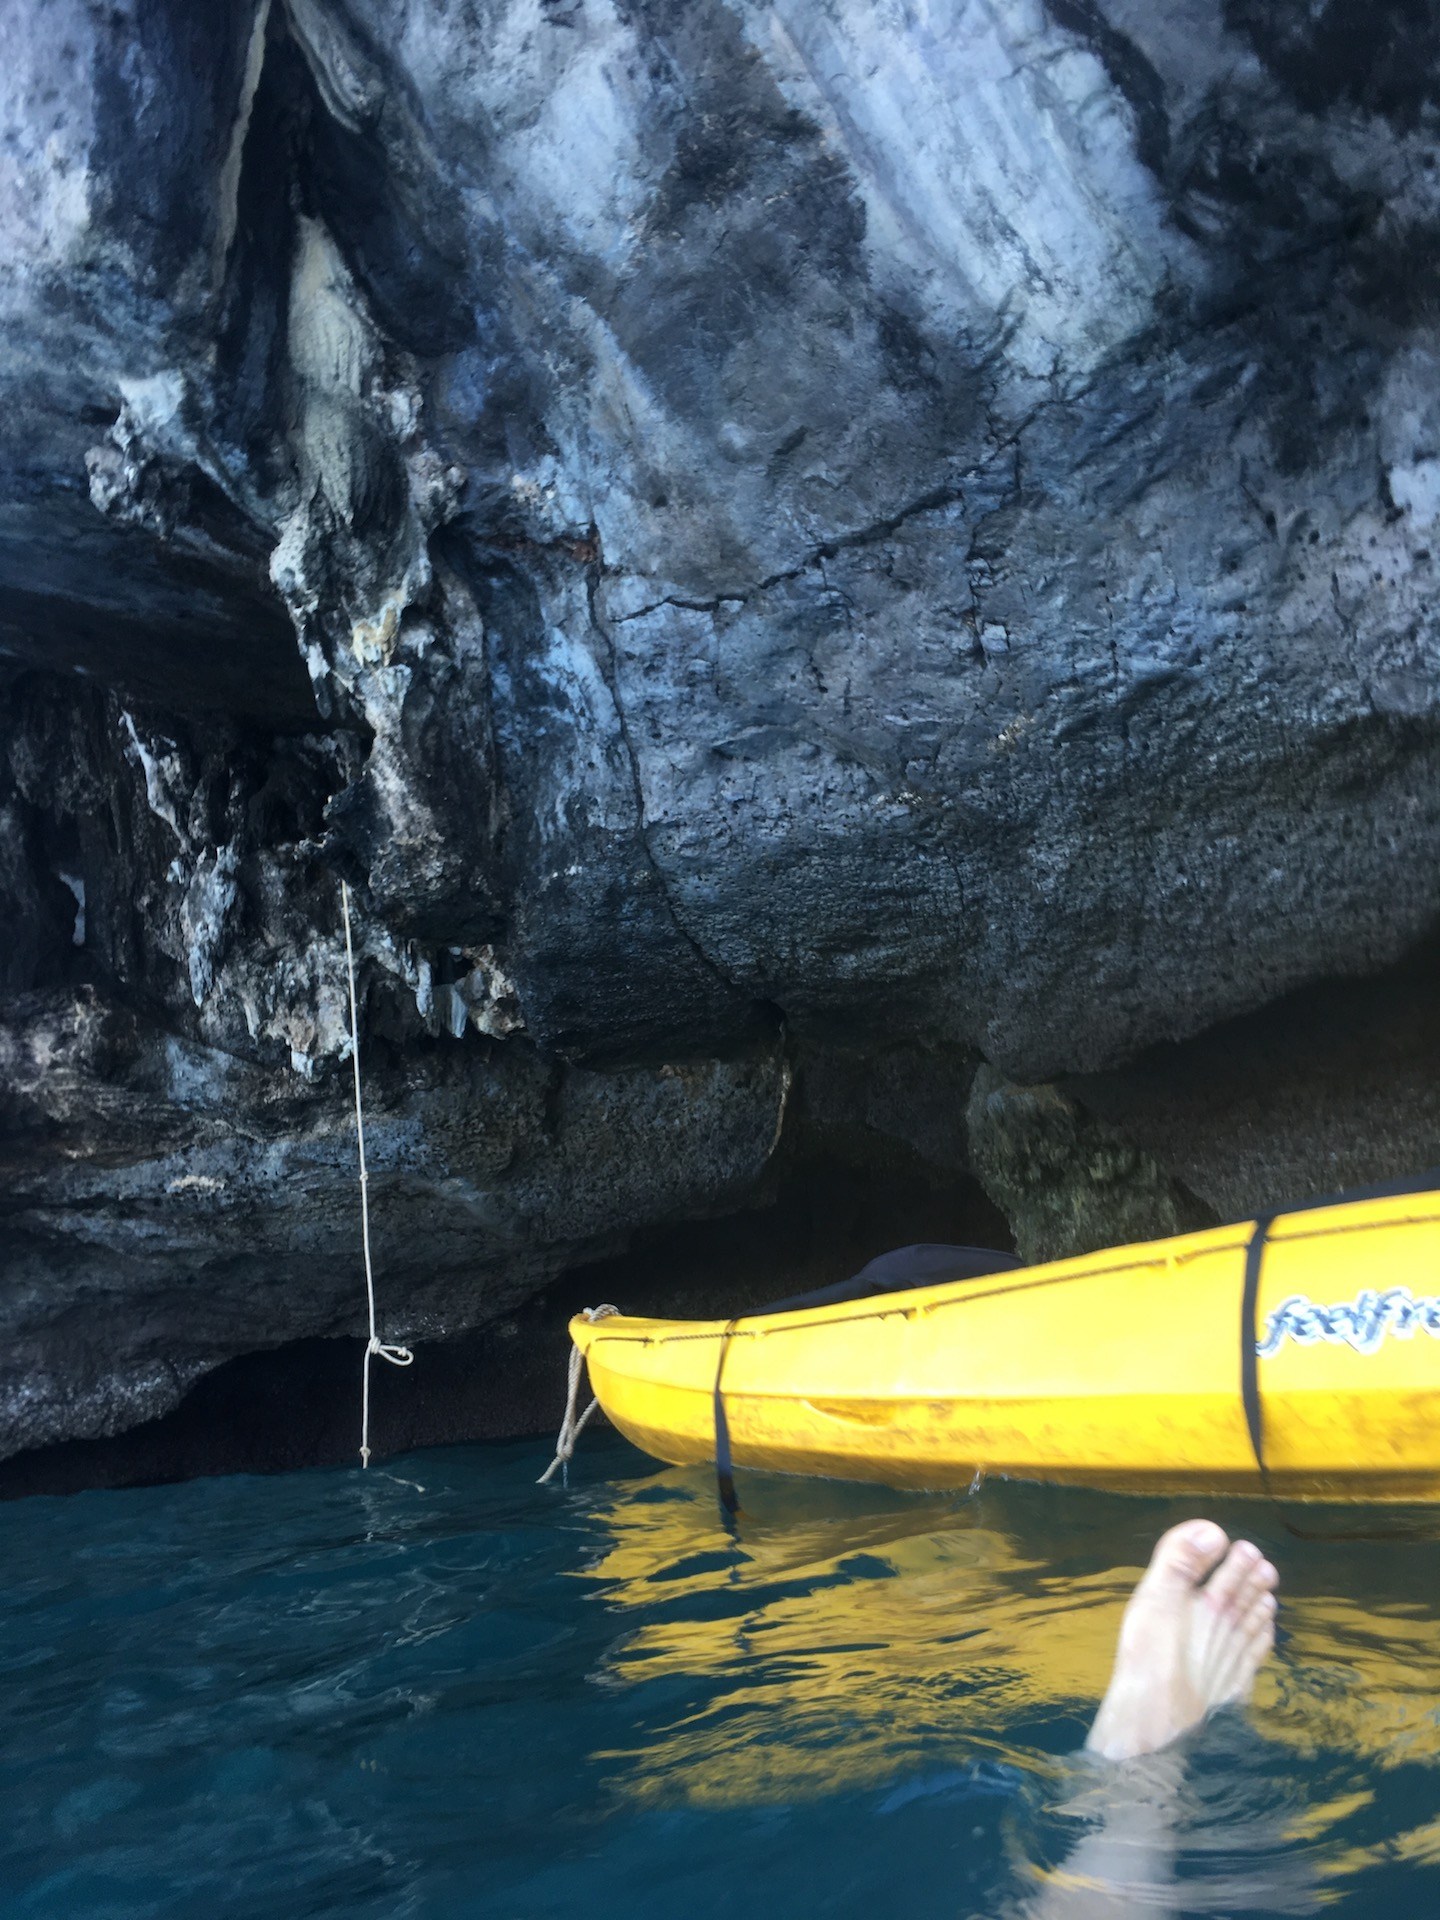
[1179,1520,1224,1549]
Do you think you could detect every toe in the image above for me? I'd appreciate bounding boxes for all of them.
[1138,1518,1230,1596]
[1213,1590,1278,1701]
[1243,1589,1278,1644]
[1202,1538,1264,1617]
[1238,1592,1277,1680]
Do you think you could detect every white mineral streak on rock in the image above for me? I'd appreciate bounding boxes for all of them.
[459,949,526,1039]
[0,0,94,294]
[412,952,435,1026]
[435,983,466,1039]
[1389,461,1440,526]
[57,870,85,946]
[115,369,188,445]
[1378,345,1440,528]
[751,0,1185,377]
[286,0,388,134]
[214,0,272,283]
[285,214,377,531]
[350,599,402,667]
[85,371,187,526]
[465,0,654,265]
[118,713,189,846]
[269,207,460,737]
[181,845,239,1008]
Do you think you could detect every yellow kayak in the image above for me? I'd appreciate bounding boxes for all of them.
[570,1184,1440,1502]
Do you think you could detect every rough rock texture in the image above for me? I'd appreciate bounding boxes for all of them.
[5,0,1440,1473]
[966,1063,1215,1264]
[0,978,788,1455]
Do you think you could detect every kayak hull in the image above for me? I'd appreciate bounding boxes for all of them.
[570,1190,1440,1501]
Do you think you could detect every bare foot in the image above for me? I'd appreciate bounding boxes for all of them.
[1085,1520,1278,1762]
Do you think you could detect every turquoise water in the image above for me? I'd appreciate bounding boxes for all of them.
[4,1432,1440,1918]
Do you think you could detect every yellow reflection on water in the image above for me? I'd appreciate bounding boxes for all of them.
[576,1468,1440,1812]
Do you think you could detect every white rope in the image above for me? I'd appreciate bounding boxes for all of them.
[537,1305,620,1485]
[342,879,414,1469]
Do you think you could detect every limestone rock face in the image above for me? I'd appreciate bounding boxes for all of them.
[965,1064,1215,1267]
[4,0,1440,1463]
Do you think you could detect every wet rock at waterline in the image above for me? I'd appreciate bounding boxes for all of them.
[4,0,1440,1471]
[0,980,790,1455]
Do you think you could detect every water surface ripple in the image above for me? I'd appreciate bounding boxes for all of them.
[3,1433,1439,1917]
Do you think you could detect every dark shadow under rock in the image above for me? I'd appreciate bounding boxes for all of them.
[1066,937,1440,1223]
[0,1152,1011,1497]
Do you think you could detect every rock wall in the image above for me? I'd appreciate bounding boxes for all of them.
[3,0,1440,1473]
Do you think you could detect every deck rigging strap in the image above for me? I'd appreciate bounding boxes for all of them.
[1239,1213,1275,1488]
[1240,1161,1440,1476]
[709,1243,1022,1521]
[713,1323,742,1518]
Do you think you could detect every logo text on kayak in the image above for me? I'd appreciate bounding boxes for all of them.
[1257,1288,1440,1357]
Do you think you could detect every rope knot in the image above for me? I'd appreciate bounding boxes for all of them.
[368,1336,414,1367]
